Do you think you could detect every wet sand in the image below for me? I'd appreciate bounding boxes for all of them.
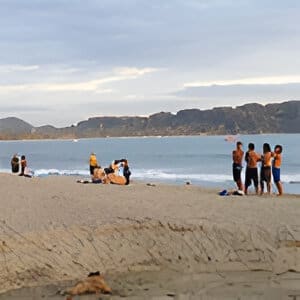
[0,173,300,299]
[1,270,300,299]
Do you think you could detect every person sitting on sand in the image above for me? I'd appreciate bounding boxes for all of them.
[244,143,261,195]
[89,152,99,176]
[92,167,107,184]
[19,155,32,178]
[272,144,283,196]
[123,160,131,185]
[232,141,244,191]
[11,154,20,174]
[260,143,272,195]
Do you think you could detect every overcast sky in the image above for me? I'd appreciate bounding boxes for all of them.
[0,0,300,126]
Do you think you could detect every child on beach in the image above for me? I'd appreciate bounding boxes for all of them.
[260,143,272,195]
[232,141,244,191]
[244,143,261,195]
[272,145,283,196]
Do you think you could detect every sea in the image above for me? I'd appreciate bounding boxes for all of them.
[0,134,299,194]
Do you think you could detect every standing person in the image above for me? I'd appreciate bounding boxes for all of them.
[244,143,261,195]
[272,145,283,196]
[232,141,244,191]
[11,154,20,174]
[89,152,99,176]
[260,143,272,195]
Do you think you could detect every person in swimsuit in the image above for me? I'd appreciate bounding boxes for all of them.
[260,143,272,195]
[106,159,131,185]
[244,143,261,195]
[232,141,244,190]
[272,145,283,196]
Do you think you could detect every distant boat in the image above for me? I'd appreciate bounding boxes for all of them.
[224,135,238,142]
[73,139,78,142]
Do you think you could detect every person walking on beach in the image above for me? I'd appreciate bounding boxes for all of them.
[244,143,261,195]
[89,152,99,176]
[272,145,283,196]
[260,143,272,195]
[232,141,244,190]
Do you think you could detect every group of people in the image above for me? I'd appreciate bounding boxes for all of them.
[232,142,283,196]
[11,154,32,177]
[89,153,131,185]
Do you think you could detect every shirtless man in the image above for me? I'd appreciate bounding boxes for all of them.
[232,141,244,190]
[272,145,283,196]
[260,143,272,195]
[244,143,261,195]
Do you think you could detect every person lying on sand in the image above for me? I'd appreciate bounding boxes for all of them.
[64,271,111,299]
[78,159,131,185]
[105,159,131,185]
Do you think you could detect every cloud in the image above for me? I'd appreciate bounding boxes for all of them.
[115,67,160,77]
[0,67,160,93]
[177,76,300,102]
[176,82,300,101]
[0,65,39,73]
[0,1,300,126]
[183,76,300,88]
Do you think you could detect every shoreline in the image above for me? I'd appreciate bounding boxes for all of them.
[0,174,299,296]
[0,132,300,142]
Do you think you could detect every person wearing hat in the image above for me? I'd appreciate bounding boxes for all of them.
[89,152,99,176]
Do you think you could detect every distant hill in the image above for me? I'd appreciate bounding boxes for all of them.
[0,117,34,139]
[0,101,299,140]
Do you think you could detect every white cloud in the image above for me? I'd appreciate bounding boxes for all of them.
[0,64,39,73]
[184,75,300,88]
[114,67,160,77]
[0,67,160,93]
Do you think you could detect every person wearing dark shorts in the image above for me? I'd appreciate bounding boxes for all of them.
[260,167,271,184]
[260,143,272,195]
[232,141,244,190]
[244,143,261,195]
[245,168,258,190]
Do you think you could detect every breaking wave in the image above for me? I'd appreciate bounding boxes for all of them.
[1,168,299,185]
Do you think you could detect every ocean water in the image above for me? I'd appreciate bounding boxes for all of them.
[0,134,299,194]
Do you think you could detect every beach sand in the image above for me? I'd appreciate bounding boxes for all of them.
[0,173,300,299]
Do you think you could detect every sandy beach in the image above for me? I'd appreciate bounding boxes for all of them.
[0,173,300,299]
